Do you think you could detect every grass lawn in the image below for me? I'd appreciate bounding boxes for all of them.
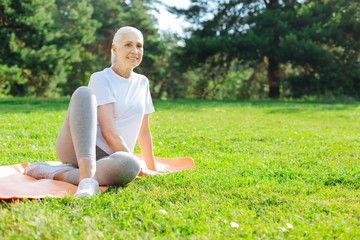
[1,98,360,239]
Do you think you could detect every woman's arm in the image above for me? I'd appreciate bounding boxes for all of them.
[137,114,156,171]
[97,103,130,152]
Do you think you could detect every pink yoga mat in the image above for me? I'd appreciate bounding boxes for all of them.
[0,156,194,200]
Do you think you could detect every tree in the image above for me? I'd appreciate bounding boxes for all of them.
[171,0,297,98]
[1,0,166,97]
[172,0,360,99]
[0,0,98,96]
[278,0,360,97]
[1,0,54,95]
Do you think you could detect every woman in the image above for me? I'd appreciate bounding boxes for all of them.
[25,26,163,197]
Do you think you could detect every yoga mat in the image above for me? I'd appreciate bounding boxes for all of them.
[0,156,194,200]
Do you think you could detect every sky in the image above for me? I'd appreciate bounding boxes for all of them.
[153,0,191,36]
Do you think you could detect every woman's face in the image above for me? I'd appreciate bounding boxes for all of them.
[112,32,144,69]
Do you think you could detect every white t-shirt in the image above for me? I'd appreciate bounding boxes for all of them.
[88,68,155,154]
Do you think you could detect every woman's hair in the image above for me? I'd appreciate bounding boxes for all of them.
[111,26,143,66]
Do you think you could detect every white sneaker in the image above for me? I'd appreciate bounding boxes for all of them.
[24,162,76,179]
[75,178,99,197]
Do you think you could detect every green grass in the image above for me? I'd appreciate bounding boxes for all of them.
[1,98,360,239]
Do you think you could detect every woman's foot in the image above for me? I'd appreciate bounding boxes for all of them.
[75,178,99,197]
[24,162,76,180]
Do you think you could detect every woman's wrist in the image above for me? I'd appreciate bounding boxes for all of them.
[147,164,156,171]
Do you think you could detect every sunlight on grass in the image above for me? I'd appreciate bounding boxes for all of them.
[1,98,360,239]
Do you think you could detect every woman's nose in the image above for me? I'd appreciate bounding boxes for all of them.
[131,46,138,53]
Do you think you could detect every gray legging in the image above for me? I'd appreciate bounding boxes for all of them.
[55,86,140,186]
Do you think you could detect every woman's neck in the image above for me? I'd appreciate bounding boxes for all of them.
[111,65,133,78]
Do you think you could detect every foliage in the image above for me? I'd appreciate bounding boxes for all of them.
[1,0,359,99]
[279,0,360,97]
[172,0,360,99]
[0,0,166,97]
[0,65,27,95]
[147,32,190,99]
[0,0,99,96]
[1,98,360,238]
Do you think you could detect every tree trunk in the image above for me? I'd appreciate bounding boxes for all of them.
[268,56,280,98]
[267,0,281,99]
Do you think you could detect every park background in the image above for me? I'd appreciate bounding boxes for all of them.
[1,0,360,239]
[1,0,359,100]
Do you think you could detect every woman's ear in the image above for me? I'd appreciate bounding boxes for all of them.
[112,44,117,56]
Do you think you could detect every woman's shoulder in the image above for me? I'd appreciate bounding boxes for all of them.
[89,68,115,86]
[88,68,113,88]
[132,72,149,83]
[90,68,111,80]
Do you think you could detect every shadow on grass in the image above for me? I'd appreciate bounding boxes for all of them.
[0,98,70,113]
[0,98,358,114]
[154,99,359,113]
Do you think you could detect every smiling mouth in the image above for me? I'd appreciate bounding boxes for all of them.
[128,57,138,61]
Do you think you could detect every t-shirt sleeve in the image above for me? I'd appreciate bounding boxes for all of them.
[88,73,116,106]
[145,77,155,114]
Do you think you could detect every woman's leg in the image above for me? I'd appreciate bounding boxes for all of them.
[25,86,99,197]
[55,86,97,180]
[55,152,141,186]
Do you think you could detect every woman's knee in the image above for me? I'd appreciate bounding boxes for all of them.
[110,152,141,173]
[109,152,141,185]
[71,86,95,102]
